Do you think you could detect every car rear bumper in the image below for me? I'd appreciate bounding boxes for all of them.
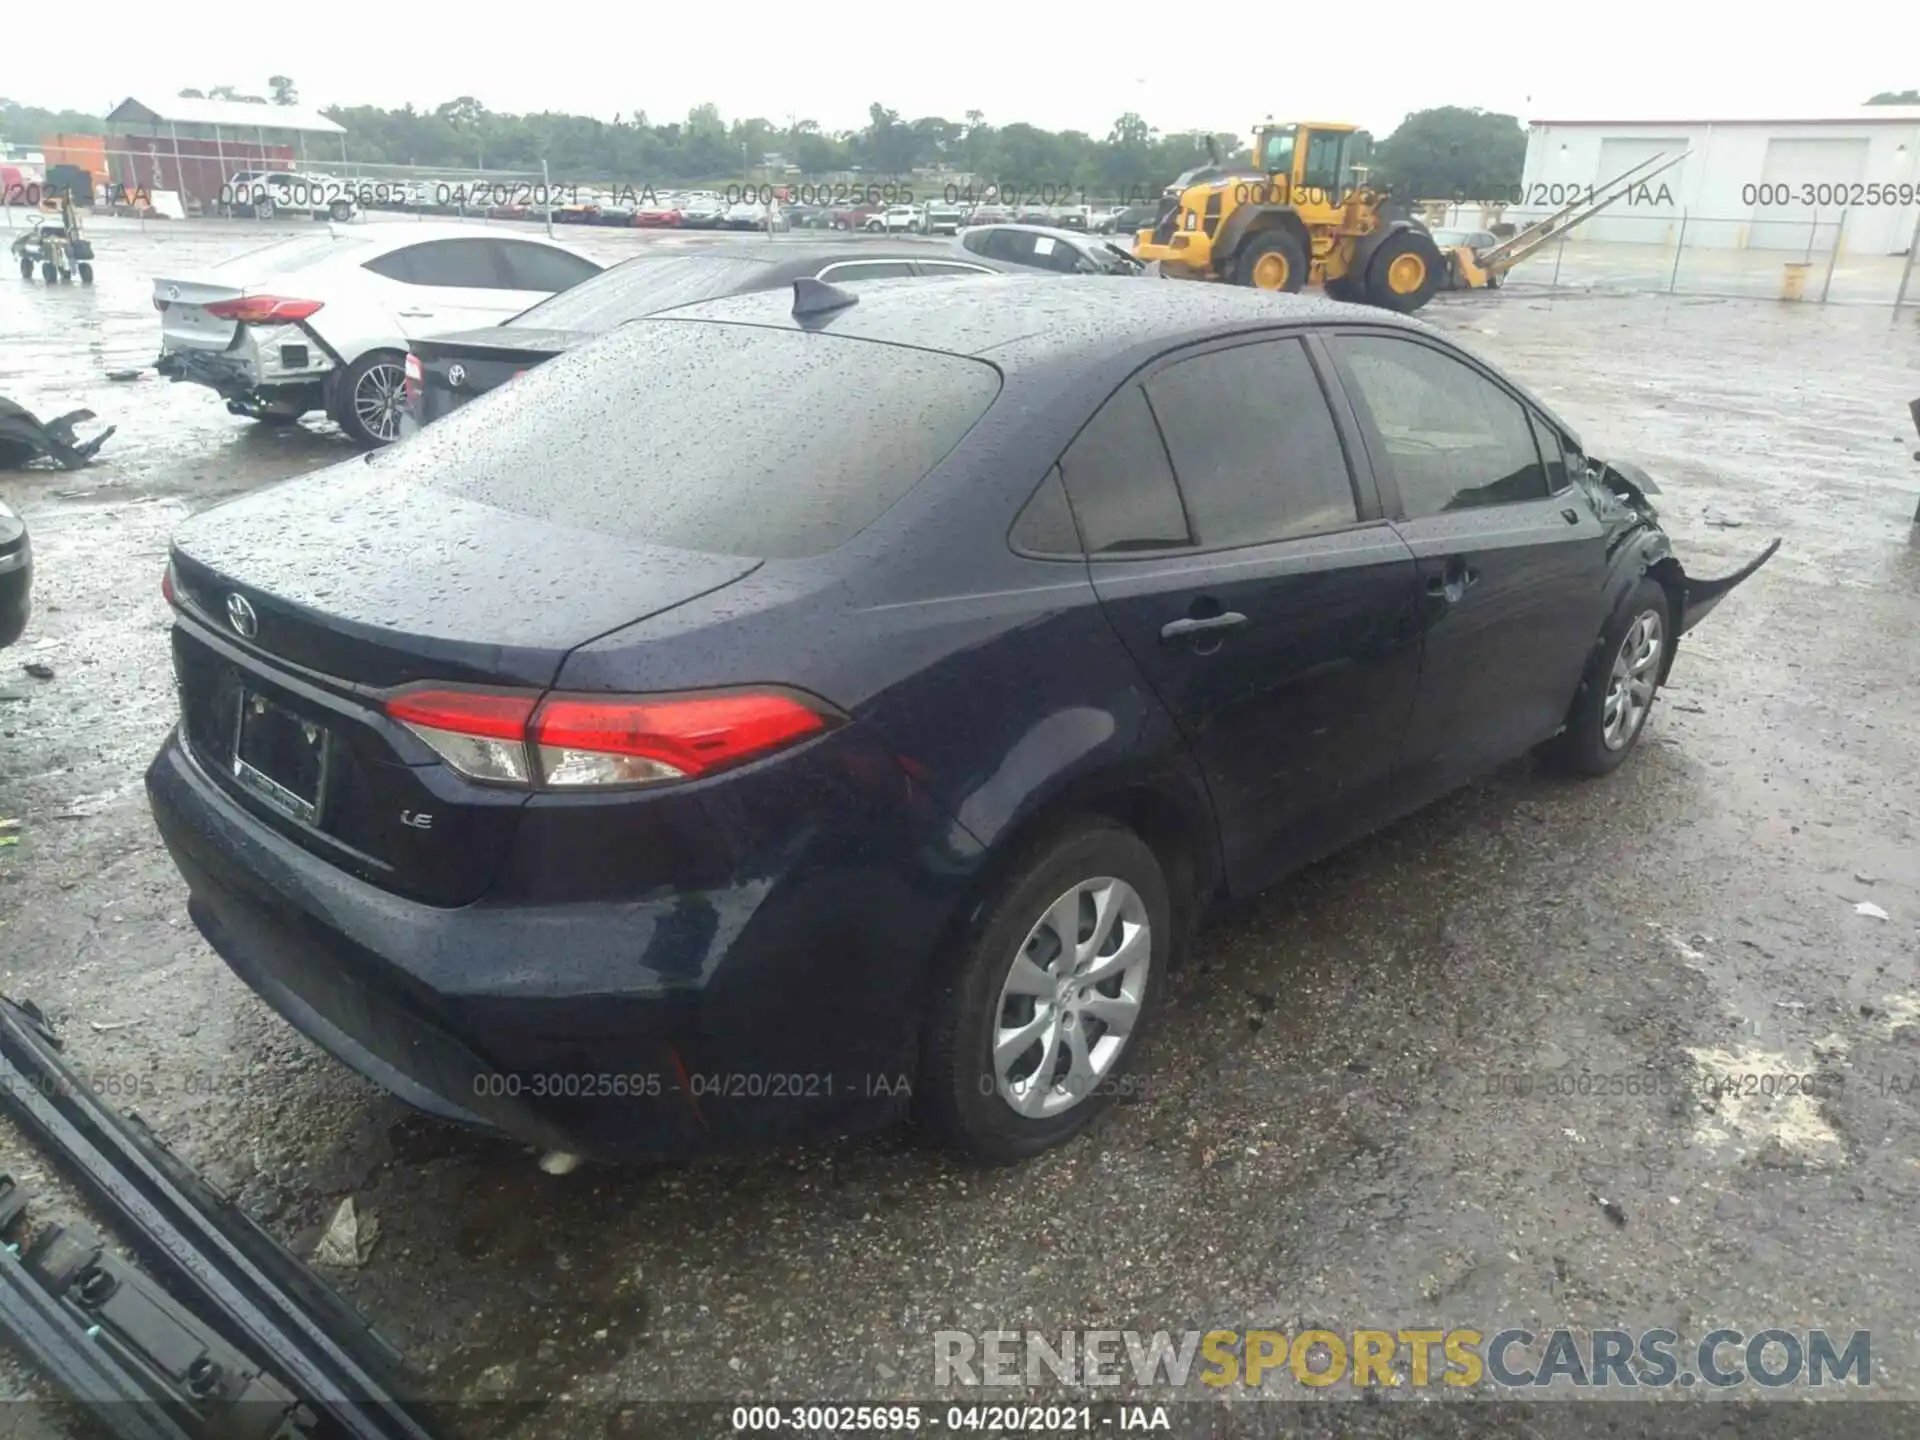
[156,323,336,401]
[145,724,979,1160]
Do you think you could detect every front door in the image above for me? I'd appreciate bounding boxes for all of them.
[1324,330,1611,805]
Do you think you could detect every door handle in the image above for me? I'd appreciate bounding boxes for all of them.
[1160,612,1249,642]
[398,309,435,318]
[1426,561,1480,604]
[1561,506,1581,525]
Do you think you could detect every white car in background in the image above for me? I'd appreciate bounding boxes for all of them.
[866,204,921,234]
[152,223,602,446]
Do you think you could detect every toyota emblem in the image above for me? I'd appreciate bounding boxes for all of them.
[226,593,258,639]
[446,363,466,387]
[166,284,181,300]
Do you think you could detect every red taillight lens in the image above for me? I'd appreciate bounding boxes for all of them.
[404,352,423,411]
[203,295,324,324]
[382,686,835,789]
[386,688,539,785]
[161,562,176,607]
[532,692,830,788]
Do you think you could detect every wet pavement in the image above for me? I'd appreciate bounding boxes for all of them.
[2,218,1920,1434]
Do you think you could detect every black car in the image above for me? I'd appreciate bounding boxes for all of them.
[0,498,28,649]
[147,276,1775,1166]
[403,243,1011,427]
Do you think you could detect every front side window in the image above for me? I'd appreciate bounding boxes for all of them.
[1333,335,1548,519]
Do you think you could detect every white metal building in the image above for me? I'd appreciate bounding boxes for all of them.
[1515,108,1920,253]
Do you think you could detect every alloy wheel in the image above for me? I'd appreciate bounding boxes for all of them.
[1602,609,1664,750]
[991,877,1151,1119]
[353,361,407,443]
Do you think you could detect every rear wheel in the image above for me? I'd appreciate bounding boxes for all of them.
[1364,230,1442,312]
[329,199,353,222]
[41,262,56,283]
[18,257,32,280]
[920,819,1169,1163]
[333,350,408,448]
[1542,577,1671,777]
[76,262,93,285]
[1234,230,1307,292]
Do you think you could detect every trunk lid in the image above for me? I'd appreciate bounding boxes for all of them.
[155,233,374,351]
[166,458,760,905]
[409,328,579,423]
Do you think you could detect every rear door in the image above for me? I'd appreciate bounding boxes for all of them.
[1323,329,1609,805]
[361,238,529,338]
[1065,335,1425,894]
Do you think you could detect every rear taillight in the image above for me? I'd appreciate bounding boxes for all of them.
[404,352,423,412]
[383,686,837,789]
[161,560,176,607]
[203,295,324,324]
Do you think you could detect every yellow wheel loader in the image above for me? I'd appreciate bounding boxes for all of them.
[1134,121,1693,314]
[1134,122,1445,312]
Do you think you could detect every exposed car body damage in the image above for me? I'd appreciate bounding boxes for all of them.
[1577,452,1779,682]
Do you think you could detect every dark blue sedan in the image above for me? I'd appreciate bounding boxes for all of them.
[145,275,1775,1165]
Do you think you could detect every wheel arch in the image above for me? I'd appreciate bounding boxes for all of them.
[1214,204,1311,278]
[940,767,1221,982]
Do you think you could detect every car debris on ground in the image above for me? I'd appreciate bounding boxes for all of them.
[0,399,115,471]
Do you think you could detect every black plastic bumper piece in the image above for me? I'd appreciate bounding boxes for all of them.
[0,998,443,1440]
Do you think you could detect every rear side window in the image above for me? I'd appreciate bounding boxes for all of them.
[1143,339,1359,547]
[1009,468,1082,557]
[373,323,1002,559]
[1058,386,1191,554]
[506,255,770,330]
[496,241,600,293]
[365,239,504,289]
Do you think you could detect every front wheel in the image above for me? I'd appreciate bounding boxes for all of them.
[1364,230,1442,313]
[76,262,93,285]
[18,257,32,280]
[1542,577,1671,777]
[333,350,408,448]
[41,262,56,284]
[920,819,1170,1163]
[1234,230,1307,292]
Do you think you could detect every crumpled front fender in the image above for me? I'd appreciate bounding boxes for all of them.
[1671,537,1782,636]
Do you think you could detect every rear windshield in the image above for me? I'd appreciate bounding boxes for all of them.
[506,255,772,331]
[370,320,1002,558]
[226,233,373,276]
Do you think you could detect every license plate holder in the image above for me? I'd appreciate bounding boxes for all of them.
[232,689,328,825]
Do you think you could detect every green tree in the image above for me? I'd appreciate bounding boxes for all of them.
[269,76,298,106]
[1371,106,1525,200]
[1867,89,1920,104]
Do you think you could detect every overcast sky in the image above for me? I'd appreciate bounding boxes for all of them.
[12,0,1914,139]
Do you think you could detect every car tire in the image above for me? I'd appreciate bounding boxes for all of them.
[329,200,353,222]
[1234,230,1307,292]
[1364,229,1443,313]
[1542,577,1671,778]
[920,818,1170,1164]
[332,350,408,448]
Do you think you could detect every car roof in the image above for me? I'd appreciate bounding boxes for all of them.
[596,239,993,273]
[651,272,1425,364]
[342,221,599,258]
[962,222,1098,243]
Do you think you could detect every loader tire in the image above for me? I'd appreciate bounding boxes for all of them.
[1234,230,1307,293]
[1365,230,1441,313]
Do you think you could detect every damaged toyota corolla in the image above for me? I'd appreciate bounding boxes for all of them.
[143,275,1777,1167]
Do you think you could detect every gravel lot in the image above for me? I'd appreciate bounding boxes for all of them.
[2,217,1918,1437]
